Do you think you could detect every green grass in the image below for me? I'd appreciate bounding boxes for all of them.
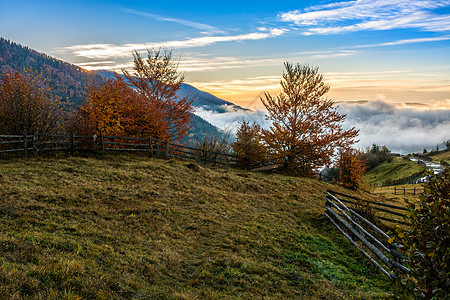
[364,157,424,186]
[0,152,402,299]
[427,149,450,164]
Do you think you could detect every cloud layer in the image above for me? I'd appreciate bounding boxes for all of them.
[194,106,270,135]
[195,101,450,155]
[338,100,450,153]
[61,32,277,59]
[281,0,450,35]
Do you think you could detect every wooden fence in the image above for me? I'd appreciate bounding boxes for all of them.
[0,131,240,165]
[394,186,424,195]
[325,190,410,281]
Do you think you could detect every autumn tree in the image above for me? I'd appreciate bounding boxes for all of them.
[73,76,165,138]
[123,49,193,142]
[232,120,268,169]
[336,148,367,190]
[0,68,63,134]
[261,63,358,176]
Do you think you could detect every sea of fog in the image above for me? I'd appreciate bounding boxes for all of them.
[194,100,450,155]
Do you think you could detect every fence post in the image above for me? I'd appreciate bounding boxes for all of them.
[403,188,406,195]
[70,133,74,154]
[21,129,27,157]
[33,130,39,155]
[92,134,97,150]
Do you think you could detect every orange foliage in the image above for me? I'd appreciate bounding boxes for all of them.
[261,63,359,176]
[72,49,193,142]
[232,121,268,169]
[74,76,165,139]
[0,68,62,134]
[123,49,193,142]
[336,148,367,190]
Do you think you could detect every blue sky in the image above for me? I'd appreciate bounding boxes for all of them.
[1,0,450,110]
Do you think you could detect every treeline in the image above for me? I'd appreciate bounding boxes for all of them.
[360,144,394,170]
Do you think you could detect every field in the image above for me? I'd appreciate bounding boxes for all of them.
[371,184,422,208]
[364,157,424,186]
[427,149,450,164]
[0,153,402,299]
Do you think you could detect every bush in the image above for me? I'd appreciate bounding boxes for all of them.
[231,121,268,169]
[196,131,231,164]
[336,148,367,190]
[0,68,63,134]
[397,166,449,299]
[360,144,393,170]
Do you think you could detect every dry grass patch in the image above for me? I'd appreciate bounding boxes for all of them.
[0,152,402,299]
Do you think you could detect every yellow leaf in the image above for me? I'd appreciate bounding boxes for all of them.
[427,251,435,258]
[388,237,395,244]
[398,232,404,239]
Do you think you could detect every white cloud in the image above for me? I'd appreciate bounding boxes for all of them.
[354,36,450,48]
[311,50,358,58]
[194,106,271,134]
[338,100,450,153]
[61,32,277,59]
[270,28,289,36]
[120,8,218,32]
[280,0,450,35]
[195,100,450,154]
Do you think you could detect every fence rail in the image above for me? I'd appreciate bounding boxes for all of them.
[393,186,424,195]
[325,190,410,281]
[0,130,239,165]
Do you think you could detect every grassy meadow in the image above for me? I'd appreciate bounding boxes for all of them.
[427,149,450,164]
[364,157,423,186]
[0,152,404,299]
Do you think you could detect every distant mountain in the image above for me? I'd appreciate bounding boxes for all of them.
[0,37,104,105]
[96,70,248,113]
[0,38,246,113]
[0,37,232,142]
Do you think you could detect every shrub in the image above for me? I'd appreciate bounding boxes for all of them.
[398,166,449,299]
[0,68,63,134]
[360,144,393,170]
[336,148,367,190]
[231,121,268,169]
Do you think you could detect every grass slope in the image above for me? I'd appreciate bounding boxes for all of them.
[0,153,399,299]
[427,149,450,164]
[364,157,423,186]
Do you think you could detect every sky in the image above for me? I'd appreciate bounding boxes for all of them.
[1,0,450,152]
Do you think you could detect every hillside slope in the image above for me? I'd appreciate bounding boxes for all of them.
[0,153,398,299]
[364,156,424,186]
[0,37,104,105]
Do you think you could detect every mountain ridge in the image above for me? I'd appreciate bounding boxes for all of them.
[0,37,240,142]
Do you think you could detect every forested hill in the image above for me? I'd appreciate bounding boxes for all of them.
[0,37,105,105]
[0,38,222,142]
